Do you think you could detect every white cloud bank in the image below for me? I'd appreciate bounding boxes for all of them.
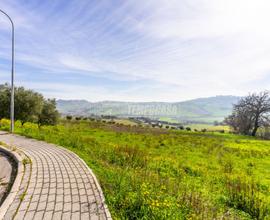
[1,0,270,101]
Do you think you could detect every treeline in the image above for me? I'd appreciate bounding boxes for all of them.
[0,84,59,126]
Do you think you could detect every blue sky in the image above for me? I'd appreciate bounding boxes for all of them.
[0,0,270,102]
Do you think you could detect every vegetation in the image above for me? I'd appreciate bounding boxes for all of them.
[0,119,269,219]
[188,123,229,132]
[66,115,72,120]
[0,84,59,126]
[37,99,59,127]
[225,91,270,137]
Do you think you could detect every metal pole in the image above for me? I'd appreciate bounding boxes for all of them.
[0,9,15,133]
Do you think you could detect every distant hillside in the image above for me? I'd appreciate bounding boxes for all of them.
[57,96,240,123]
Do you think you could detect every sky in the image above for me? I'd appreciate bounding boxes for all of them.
[0,0,270,102]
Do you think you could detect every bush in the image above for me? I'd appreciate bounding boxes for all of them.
[0,118,10,131]
[66,115,72,120]
[75,117,81,121]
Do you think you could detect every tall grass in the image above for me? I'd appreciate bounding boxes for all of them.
[226,177,270,219]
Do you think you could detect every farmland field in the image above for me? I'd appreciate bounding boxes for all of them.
[187,124,230,132]
[0,119,269,219]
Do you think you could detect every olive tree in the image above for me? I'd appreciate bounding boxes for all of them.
[15,87,44,125]
[0,84,44,124]
[0,84,10,119]
[38,99,59,127]
[0,84,59,126]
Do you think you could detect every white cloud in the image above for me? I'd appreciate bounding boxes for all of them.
[1,0,270,101]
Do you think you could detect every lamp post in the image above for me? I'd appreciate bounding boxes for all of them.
[0,9,15,133]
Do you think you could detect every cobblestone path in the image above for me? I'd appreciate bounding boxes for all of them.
[0,131,111,220]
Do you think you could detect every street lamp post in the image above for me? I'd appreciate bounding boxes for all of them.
[0,9,15,133]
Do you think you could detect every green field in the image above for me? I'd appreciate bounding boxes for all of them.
[187,124,230,131]
[0,119,269,219]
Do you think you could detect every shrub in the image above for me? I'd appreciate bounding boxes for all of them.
[66,115,72,120]
[75,117,81,121]
[0,118,10,130]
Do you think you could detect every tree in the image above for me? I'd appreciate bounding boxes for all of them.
[66,115,72,120]
[0,84,59,127]
[225,91,270,136]
[15,87,44,125]
[38,99,59,127]
[0,84,10,119]
[0,84,43,124]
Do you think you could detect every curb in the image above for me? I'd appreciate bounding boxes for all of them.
[0,145,24,220]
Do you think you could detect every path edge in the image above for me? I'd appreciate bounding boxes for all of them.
[0,145,23,220]
[59,146,113,219]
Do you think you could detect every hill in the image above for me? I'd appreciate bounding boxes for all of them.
[57,96,240,123]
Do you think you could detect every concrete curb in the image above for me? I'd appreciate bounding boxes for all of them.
[0,145,24,220]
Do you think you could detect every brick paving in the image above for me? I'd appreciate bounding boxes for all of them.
[0,132,111,220]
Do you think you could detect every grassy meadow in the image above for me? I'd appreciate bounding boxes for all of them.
[187,124,230,132]
[0,119,270,219]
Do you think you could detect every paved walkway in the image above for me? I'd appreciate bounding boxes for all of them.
[0,131,111,220]
[0,151,13,204]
